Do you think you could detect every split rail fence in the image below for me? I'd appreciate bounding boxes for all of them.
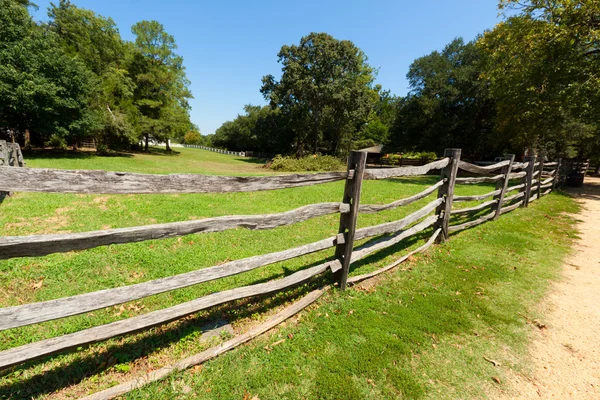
[0,148,562,395]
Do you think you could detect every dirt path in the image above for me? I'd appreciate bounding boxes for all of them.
[497,176,600,399]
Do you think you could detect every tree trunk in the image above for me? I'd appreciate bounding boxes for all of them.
[165,139,171,152]
[144,134,149,151]
[24,129,30,149]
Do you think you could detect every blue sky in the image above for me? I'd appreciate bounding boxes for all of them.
[32,1,501,135]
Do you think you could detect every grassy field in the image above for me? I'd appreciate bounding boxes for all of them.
[0,148,579,399]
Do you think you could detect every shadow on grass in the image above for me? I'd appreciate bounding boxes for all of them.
[22,147,182,162]
[234,157,270,165]
[0,231,428,399]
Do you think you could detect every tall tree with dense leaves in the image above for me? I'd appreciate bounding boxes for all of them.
[479,0,600,157]
[0,0,96,147]
[389,38,496,159]
[261,32,377,156]
[48,0,138,149]
[130,20,192,151]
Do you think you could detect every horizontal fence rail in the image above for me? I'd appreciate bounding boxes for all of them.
[0,148,563,390]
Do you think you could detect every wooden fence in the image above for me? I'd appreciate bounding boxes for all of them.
[182,144,246,157]
[0,149,562,398]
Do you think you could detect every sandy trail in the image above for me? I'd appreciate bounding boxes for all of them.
[497,176,600,399]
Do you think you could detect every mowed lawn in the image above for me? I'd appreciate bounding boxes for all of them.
[0,148,579,399]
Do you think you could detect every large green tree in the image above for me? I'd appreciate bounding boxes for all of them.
[479,0,600,157]
[48,0,139,149]
[389,38,496,159]
[0,0,96,146]
[130,20,192,151]
[261,32,377,156]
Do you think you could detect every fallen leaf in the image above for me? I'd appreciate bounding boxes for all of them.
[287,333,294,339]
[367,378,376,387]
[492,376,501,384]
[31,279,44,290]
[348,310,354,315]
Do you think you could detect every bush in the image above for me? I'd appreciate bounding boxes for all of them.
[183,131,202,145]
[269,155,346,172]
[45,135,68,150]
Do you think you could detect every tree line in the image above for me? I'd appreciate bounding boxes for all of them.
[1,0,598,162]
[211,0,600,161]
[0,0,192,151]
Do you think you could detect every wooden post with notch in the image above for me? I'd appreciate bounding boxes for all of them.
[522,155,536,207]
[552,158,562,190]
[493,154,515,219]
[536,152,545,199]
[335,150,367,290]
[435,148,461,243]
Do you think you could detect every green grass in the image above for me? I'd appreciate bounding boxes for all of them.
[22,147,276,176]
[0,147,579,399]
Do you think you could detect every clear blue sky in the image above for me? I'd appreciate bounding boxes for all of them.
[32,0,501,135]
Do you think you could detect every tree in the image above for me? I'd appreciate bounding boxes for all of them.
[0,0,97,147]
[48,0,139,150]
[130,20,192,151]
[479,0,600,157]
[261,32,377,156]
[389,38,496,159]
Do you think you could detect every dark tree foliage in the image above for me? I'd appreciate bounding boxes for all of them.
[389,38,497,160]
[261,32,377,156]
[0,0,193,151]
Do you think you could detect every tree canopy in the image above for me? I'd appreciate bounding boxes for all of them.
[0,0,193,151]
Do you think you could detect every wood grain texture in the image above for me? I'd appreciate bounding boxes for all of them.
[502,192,525,203]
[358,179,444,213]
[448,210,496,232]
[507,171,527,180]
[500,200,524,214]
[544,162,558,167]
[539,182,553,190]
[523,156,537,207]
[362,158,449,180]
[0,235,340,331]
[458,160,509,174]
[80,287,328,400]
[541,177,555,185]
[0,166,347,194]
[455,174,504,184]
[542,188,552,196]
[0,260,341,369]
[512,162,529,170]
[354,197,443,241]
[450,200,497,215]
[453,189,501,202]
[350,215,438,263]
[347,229,441,284]
[0,203,346,260]
[435,148,461,243]
[505,183,525,193]
[335,151,367,290]
[493,155,515,220]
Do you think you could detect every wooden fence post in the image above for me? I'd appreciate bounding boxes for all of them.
[493,154,515,220]
[435,148,461,243]
[522,155,537,207]
[553,158,562,190]
[536,152,545,199]
[335,150,367,290]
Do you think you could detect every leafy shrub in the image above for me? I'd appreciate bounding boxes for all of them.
[183,131,202,145]
[45,135,68,150]
[269,155,345,172]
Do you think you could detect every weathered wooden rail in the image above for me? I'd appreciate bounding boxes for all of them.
[0,149,562,398]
